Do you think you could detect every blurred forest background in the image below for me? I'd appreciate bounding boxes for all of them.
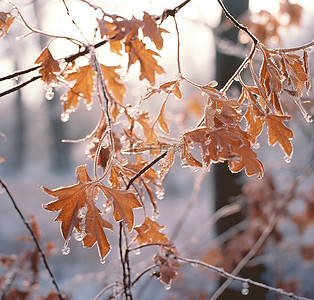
[0,0,314,299]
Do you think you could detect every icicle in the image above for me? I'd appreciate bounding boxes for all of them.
[100,258,106,264]
[45,86,54,100]
[164,283,171,291]
[284,155,292,164]
[61,244,70,255]
[61,112,69,122]
[241,282,249,296]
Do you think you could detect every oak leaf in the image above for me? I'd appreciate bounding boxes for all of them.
[43,165,141,258]
[34,47,60,84]
[62,65,95,113]
[100,65,126,103]
[100,186,142,230]
[82,202,113,259]
[134,217,169,245]
[126,38,164,86]
[157,100,169,133]
[0,12,14,38]
[142,12,169,50]
[265,114,294,158]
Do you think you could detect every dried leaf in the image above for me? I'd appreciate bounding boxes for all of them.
[35,47,60,84]
[82,202,112,259]
[265,114,294,158]
[100,64,126,103]
[126,38,164,86]
[142,12,169,50]
[43,165,141,258]
[62,65,95,113]
[157,100,169,133]
[0,12,14,38]
[100,186,142,230]
[134,217,169,245]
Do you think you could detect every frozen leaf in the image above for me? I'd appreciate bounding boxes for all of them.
[100,64,126,103]
[0,12,14,38]
[154,247,180,285]
[100,186,142,231]
[142,12,169,50]
[134,217,169,245]
[42,166,100,239]
[136,111,158,143]
[126,38,164,86]
[141,80,182,101]
[62,65,95,113]
[43,165,141,258]
[82,202,113,259]
[265,114,294,157]
[34,47,60,85]
[157,100,169,133]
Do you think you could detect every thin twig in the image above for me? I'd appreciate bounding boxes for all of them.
[0,75,41,98]
[93,282,117,300]
[173,16,182,75]
[0,178,64,300]
[131,264,157,286]
[126,152,167,190]
[177,257,312,300]
[0,66,40,82]
[216,0,258,45]
[159,0,192,22]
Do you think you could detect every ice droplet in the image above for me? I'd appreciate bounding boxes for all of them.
[284,155,291,164]
[164,283,171,291]
[241,288,249,296]
[252,142,260,149]
[45,87,54,100]
[62,245,70,255]
[241,282,249,295]
[152,211,159,220]
[61,113,69,122]
[135,249,141,256]
[156,188,164,200]
[305,114,313,123]
[100,258,106,264]
[74,230,86,242]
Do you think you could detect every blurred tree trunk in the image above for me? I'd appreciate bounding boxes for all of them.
[214,1,266,299]
[33,0,70,172]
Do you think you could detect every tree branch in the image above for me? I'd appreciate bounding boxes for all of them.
[177,257,312,300]
[0,178,64,300]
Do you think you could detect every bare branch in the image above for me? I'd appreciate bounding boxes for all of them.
[0,178,65,300]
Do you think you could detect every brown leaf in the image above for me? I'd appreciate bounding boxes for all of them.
[100,64,126,103]
[154,247,180,285]
[100,186,142,230]
[142,12,168,50]
[134,217,169,245]
[42,165,96,241]
[82,202,113,259]
[35,47,60,84]
[62,65,95,113]
[43,165,119,259]
[0,12,14,38]
[157,100,169,133]
[126,38,164,86]
[265,114,294,158]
